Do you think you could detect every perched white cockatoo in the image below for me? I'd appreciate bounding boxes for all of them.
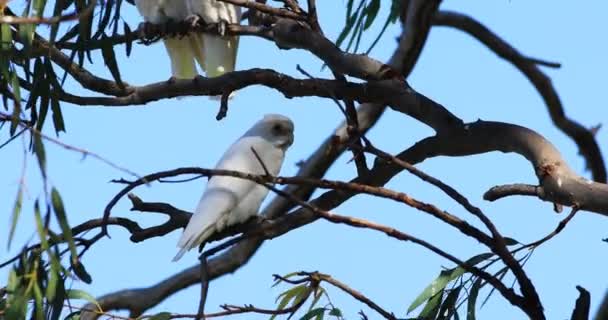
[186,0,241,78]
[135,0,203,79]
[172,114,295,261]
[134,0,241,81]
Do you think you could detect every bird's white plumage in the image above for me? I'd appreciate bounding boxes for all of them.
[188,0,241,99]
[173,114,294,261]
[135,0,241,85]
[135,0,205,79]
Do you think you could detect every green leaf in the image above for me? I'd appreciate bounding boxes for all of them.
[308,287,325,311]
[8,186,23,249]
[34,200,49,250]
[18,23,35,49]
[328,308,342,317]
[336,0,365,48]
[5,290,28,319]
[64,311,82,320]
[33,0,48,17]
[363,0,380,30]
[100,35,124,86]
[71,260,92,284]
[467,278,482,320]
[418,289,444,319]
[66,289,101,312]
[300,307,325,320]
[49,273,66,320]
[147,312,172,320]
[33,282,45,320]
[503,237,520,246]
[51,188,78,261]
[438,286,462,319]
[462,253,494,267]
[124,22,133,57]
[408,268,464,314]
[271,284,308,320]
[0,23,12,50]
[33,131,47,178]
[50,97,65,133]
[480,267,509,307]
[10,72,21,135]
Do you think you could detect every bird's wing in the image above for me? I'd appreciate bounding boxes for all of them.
[173,137,263,261]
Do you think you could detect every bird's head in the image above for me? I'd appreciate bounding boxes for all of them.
[250,114,295,150]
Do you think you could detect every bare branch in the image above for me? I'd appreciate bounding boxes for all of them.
[433,10,606,182]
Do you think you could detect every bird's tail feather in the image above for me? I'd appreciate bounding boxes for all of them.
[202,35,238,77]
[172,226,215,262]
[202,35,239,100]
[163,37,198,79]
[189,34,206,74]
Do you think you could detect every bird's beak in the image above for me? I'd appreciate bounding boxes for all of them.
[279,134,294,150]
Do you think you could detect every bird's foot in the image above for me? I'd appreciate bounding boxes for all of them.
[138,22,157,44]
[185,14,202,28]
[217,19,228,37]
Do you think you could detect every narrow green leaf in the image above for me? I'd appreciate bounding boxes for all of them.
[363,0,380,30]
[462,253,494,267]
[388,0,402,23]
[328,308,342,317]
[147,312,172,320]
[100,35,124,86]
[336,0,366,47]
[300,307,325,320]
[418,289,444,319]
[467,278,482,320]
[33,282,45,320]
[18,23,35,49]
[46,262,59,301]
[503,237,520,246]
[308,287,325,311]
[271,284,308,320]
[51,188,78,261]
[50,97,65,133]
[34,200,49,251]
[63,311,82,320]
[33,131,47,178]
[33,0,48,17]
[0,23,12,50]
[66,289,101,312]
[124,22,133,57]
[71,260,92,284]
[481,267,509,307]
[9,72,21,135]
[8,186,23,249]
[438,286,462,319]
[408,268,465,314]
[5,290,28,319]
[49,273,65,320]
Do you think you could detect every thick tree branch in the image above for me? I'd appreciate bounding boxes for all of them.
[433,10,606,183]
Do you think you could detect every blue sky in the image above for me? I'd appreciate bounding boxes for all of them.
[2,0,608,319]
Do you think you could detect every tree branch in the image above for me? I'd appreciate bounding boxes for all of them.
[433,10,606,183]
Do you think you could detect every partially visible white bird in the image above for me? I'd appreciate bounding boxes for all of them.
[172,114,295,261]
[187,0,241,78]
[135,0,205,79]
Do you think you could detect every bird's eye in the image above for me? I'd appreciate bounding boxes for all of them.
[272,124,282,134]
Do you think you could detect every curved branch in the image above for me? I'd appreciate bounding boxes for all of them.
[433,10,606,183]
[398,0,442,76]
